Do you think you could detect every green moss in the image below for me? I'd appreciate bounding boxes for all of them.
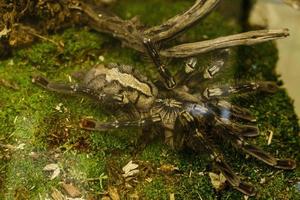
[141,177,169,200]
[4,151,57,199]
[113,0,191,26]
[175,175,215,200]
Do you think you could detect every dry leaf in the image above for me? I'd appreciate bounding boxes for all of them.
[209,172,227,191]
[108,186,120,200]
[158,164,179,174]
[122,160,139,178]
[0,27,11,38]
[44,163,59,171]
[169,193,175,200]
[128,191,139,200]
[51,188,65,200]
[62,182,81,198]
[43,163,60,180]
[122,160,138,173]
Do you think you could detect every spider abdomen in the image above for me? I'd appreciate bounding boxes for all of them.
[83,63,158,110]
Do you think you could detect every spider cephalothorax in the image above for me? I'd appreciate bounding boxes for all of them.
[32,43,296,196]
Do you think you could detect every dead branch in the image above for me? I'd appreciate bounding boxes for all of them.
[1,0,290,59]
[74,1,289,58]
[160,29,289,58]
[144,0,221,42]
[75,1,145,52]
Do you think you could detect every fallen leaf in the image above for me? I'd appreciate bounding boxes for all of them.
[158,164,179,174]
[128,191,139,200]
[170,193,175,200]
[209,172,227,191]
[29,151,39,159]
[122,160,139,178]
[122,160,138,174]
[62,182,81,198]
[244,195,249,200]
[260,177,266,184]
[44,163,59,171]
[51,168,61,180]
[16,143,25,149]
[51,188,65,200]
[0,26,11,38]
[43,163,60,180]
[108,186,120,200]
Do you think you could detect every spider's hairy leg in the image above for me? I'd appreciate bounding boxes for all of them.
[199,49,230,80]
[176,49,230,87]
[80,114,161,131]
[212,154,256,196]
[210,100,256,123]
[143,38,176,89]
[32,75,133,105]
[174,57,198,86]
[230,137,296,170]
[194,138,256,196]
[32,75,93,95]
[202,81,278,99]
[216,117,259,138]
[178,111,256,196]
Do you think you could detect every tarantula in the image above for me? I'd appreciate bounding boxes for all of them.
[32,38,296,196]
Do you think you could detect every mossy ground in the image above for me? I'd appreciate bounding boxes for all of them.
[0,1,299,199]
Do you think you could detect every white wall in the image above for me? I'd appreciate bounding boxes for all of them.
[250,1,300,120]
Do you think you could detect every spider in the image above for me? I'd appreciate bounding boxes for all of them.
[32,38,296,196]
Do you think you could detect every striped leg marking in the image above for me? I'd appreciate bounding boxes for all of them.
[143,38,176,89]
[203,82,278,99]
[80,114,161,131]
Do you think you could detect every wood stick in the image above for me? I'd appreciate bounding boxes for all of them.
[160,29,289,58]
[73,1,289,58]
[144,0,221,42]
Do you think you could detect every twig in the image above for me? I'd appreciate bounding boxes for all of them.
[2,0,291,59]
[28,30,64,50]
[72,1,289,58]
[144,0,221,42]
[71,0,222,52]
[160,29,289,58]
[73,1,145,52]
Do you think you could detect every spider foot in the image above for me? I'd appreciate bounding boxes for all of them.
[275,159,296,170]
[32,75,49,88]
[235,181,256,197]
[234,139,296,170]
[80,119,98,130]
[214,156,256,196]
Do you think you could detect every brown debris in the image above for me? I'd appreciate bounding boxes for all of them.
[157,164,179,174]
[208,172,227,192]
[108,186,120,200]
[8,24,36,47]
[169,193,175,200]
[62,182,82,198]
[51,188,65,200]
